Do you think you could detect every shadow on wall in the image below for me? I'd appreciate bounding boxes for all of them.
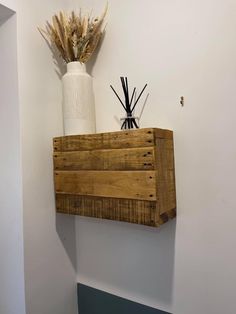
[0,4,14,23]
[55,210,176,311]
[76,217,176,310]
[56,213,77,272]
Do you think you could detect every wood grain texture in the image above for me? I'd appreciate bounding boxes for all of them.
[53,128,172,152]
[55,170,156,201]
[154,132,176,216]
[56,194,159,227]
[53,128,176,227]
[54,147,155,171]
[56,194,174,227]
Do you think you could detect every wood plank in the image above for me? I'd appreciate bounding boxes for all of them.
[54,170,156,201]
[54,147,155,171]
[53,128,155,152]
[154,128,173,140]
[155,137,176,215]
[56,194,159,227]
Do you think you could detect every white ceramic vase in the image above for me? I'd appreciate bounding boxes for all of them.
[62,61,96,135]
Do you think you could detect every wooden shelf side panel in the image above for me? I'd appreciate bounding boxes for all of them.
[154,129,176,220]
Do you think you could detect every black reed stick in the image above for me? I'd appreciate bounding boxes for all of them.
[120,77,130,112]
[132,117,139,128]
[121,119,126,129]
[110,85,127,111]
[129,87,136,108]
[120,77,132,128]
[125,77,130,108]
[131,83,147,113]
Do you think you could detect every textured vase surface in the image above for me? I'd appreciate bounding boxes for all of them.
[62,61,96,135]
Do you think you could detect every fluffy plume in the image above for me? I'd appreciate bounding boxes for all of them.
[38,4,107,63]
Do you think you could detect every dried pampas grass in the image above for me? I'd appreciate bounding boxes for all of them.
[38,4,107,63]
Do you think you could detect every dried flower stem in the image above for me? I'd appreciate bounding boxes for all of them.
[38,4,108,63]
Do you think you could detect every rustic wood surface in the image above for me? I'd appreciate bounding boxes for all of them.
[53,128,176,227]
[154,134,176,216]
[56,194,159,226]
[53,128,173,152]
[56,194,175,227]
[54,170,156,201]
[54,147,155,171]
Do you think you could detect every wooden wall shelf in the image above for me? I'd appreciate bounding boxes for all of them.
[53,128,176,227]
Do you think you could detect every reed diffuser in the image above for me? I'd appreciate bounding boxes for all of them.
[110,77,148,129]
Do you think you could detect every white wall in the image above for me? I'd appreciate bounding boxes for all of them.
[17,1,80,313]
[75,1,236,314]
[172,1,236,313]
[0,6,25,314]
[6,0,235,313]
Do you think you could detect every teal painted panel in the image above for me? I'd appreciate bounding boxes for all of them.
[78,284,171,314]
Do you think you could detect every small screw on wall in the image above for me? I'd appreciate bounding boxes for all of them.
[180,96,184,107]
